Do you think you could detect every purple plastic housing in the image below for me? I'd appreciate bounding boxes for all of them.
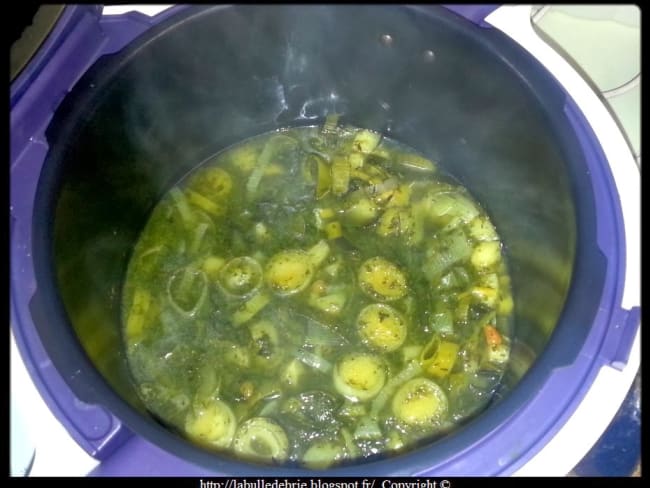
[10,4,640,476]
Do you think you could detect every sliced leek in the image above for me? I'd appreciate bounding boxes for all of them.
[188,166,233,200]
[419,336,460,379]
[358,257,408,301]
[471,241,502,270]
[392,377,448,427]
[232,417,289,463]
[232,292,271,326]
[302,440,345,470]
[218,256,263,297]
[166,267,208,317]
[352,129,382,154]
[265,250,314,296]
[357,303,407,352]
[333,353,386,402]
[185,399,236,448]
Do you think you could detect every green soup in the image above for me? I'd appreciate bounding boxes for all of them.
[122,118,514,469]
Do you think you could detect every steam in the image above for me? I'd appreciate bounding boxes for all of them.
[116,3,577,304]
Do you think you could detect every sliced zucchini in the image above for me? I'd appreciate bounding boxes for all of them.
[348,151,365,170]
[224,343,251,368]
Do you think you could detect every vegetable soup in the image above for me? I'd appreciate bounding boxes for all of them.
[122,116,514,468]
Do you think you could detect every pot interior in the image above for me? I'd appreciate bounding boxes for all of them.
[33,4,600,471]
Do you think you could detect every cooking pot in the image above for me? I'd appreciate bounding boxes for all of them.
[10,4,640,476]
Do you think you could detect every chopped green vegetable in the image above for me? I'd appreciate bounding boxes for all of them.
[423,228,473,281]
[353,416,382,440]
[186,189,226,217]
[125,288,152,344]
[396,153,437,173]
[187,166,233,200]
[306,239,331,268]
[296,348,333,373]
[308,291,347,316]
[281,359,306,388]
[247,135,297,199]
[370,359,422,416]
[302,439,345,469]
[169,187,194,223]
[376,206,422,245]
[352,130,382,154]
[232,292,271,325]
[324,221,342,239]
[202,256,226,281]
[331,155,351,196]
[471,241,502,270]
[313,155,331,200]
[321,113,340,135]
[469,216,499,241]
[344,196,379,226]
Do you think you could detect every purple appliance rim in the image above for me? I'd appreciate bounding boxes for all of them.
[10,4,639,476]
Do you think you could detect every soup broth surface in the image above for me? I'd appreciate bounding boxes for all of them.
[122,119,514,468]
